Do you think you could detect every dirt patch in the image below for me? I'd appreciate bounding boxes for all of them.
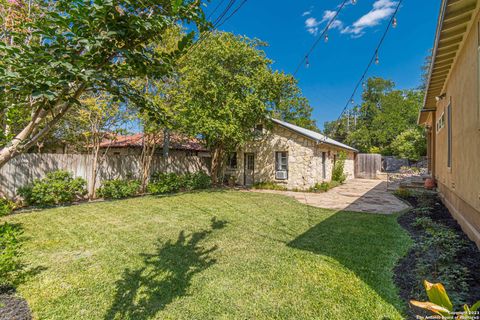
[0,286,31,320]
[394,195,480,319]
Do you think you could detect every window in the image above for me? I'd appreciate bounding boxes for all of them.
[275,152,288,171]
[437,112,445,132]
[322,152,327,179]
[447,102,452,168]
[227,152,237,169]
[275,152,288,180]
[253,124,264,137]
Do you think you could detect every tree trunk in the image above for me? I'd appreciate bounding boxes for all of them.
[140,133,158,193]
[89,145,100,199]
[0,84,86,169]
[210,145,224,186]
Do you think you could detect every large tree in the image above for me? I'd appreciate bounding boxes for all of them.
[173,32,316,184]
[324,77,425,157]
[0,0,206,168]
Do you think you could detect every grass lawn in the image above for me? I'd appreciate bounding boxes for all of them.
[4,190,411,319]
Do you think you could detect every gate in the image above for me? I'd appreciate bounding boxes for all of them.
[355,153,382,179]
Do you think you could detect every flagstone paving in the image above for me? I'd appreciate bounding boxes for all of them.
[251,179,410,214]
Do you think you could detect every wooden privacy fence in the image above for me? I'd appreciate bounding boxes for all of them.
[355,153,382,179]
[0,153,210,197]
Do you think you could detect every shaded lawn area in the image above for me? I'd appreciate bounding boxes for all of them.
[3,191,411,319]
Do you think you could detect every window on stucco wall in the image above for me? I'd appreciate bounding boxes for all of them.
[447,102,452,169]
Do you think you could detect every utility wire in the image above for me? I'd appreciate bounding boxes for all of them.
[329,0,403,139]
[293,0,349,76]
[207,0,228,20]
[178,0,249,63]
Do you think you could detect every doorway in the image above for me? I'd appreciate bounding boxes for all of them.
[244,153,255,186]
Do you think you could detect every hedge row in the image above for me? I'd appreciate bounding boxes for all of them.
[10,170,211,209]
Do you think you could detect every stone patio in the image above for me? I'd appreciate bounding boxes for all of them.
[251,179,410,214]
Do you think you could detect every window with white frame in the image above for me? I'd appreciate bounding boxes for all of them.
[275,152,288,179]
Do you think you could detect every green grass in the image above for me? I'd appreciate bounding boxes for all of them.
[4,191,411,319]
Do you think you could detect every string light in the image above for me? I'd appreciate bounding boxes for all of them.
[324,33,329,43]
[350,98,354,105]
[327,0,403,141]
[294,0,349,75]
[392,16,397,28]
[305,55,310,68]
[351,0,357,4]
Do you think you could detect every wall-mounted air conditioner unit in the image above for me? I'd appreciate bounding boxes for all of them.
[275,170,288,180]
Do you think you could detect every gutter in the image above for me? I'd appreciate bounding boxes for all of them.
[421,0,448,111]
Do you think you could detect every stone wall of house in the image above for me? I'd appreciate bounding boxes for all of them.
[228,124,355,190]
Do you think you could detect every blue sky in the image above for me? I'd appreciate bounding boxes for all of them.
[206,0,441,129]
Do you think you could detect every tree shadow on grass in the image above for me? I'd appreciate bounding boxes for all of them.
[104,217,227,320]
[288,211,409,316]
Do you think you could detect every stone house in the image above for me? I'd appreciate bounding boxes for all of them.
[226,118,357,190]
[418,0,480,246]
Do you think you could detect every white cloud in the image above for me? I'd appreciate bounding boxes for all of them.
[305,17,320,35]
[342,0,398,37]
[302,10,312,16]
[304,9,344,36]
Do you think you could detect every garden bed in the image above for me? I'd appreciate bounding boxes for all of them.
[394,191,480,319]
[0,286,31,320]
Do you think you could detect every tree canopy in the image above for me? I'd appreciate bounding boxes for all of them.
[171,32,316,182]
[323,77,426,160]
[0,0,207,168]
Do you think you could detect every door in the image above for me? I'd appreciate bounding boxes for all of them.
[244,153,255,186]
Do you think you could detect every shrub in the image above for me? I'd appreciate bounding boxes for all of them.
[252,181,287,191]
[309,180,341,193]
[148,173,183,194]
[332,152,347,183]
[185,171,212,190]
[97,179,140,199]
[148,171,212,195]
[393,188,412,199]
[18,170,87,207]
[0,198,15,217]
[0,223,23,286]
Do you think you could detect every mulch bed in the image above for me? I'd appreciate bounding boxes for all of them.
[394,194,480,319]
[0,286,31,320]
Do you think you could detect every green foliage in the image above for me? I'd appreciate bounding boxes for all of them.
[18,171,87,207]
[393,188,412,199]
[173,32,316,182]
[0,223,23,286]
[308,180,341,193]
[391,128,427,161]
[411,280,480,318]
[184,171,212,190]
[147,171,212,194]
[148,173,183,194]
[97,179,140,199]
[408,193,472,306]
[252,181,287,191]
[0,198,15,217]
[0,0,206,166]
[332,152,347,183]
[323,77,426,156]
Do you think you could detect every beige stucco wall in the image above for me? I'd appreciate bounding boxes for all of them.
[228,124,355,190]
[429,11,480,246]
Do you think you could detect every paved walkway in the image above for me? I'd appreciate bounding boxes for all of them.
[252,179,410,214]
